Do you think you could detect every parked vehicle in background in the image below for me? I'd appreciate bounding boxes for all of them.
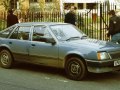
[0,22,120,80]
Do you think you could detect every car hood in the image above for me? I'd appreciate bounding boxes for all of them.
[67,38,120,51]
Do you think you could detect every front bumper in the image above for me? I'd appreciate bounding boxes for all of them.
[86,59,120,73]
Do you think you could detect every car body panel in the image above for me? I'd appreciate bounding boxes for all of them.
[29,41,59,67]
[0,38,29,61]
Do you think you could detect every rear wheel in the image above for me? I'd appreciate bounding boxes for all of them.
[0,49,13,68]
[65,57,87,80]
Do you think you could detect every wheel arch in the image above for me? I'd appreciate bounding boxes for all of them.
[0,46,14,61]
[0,46,11,52]
[64,53,87,68]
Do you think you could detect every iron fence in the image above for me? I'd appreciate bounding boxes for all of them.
[0,3,116,40]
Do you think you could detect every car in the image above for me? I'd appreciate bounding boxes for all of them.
[0,22,120,80]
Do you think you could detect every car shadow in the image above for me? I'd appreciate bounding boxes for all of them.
[13,63,120,81]
[13,62,66,77]
[84,71,120,81]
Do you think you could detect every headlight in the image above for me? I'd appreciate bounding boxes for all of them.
[97,52,111,60]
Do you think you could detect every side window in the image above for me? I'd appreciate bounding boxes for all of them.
[10,26,31,40]
[10,27,19,39]
[32,26,52,42]
[0,26,15,38]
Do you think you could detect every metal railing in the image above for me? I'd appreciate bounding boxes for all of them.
[0,3,116,40]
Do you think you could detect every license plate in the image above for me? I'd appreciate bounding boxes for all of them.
[114,60,120,66]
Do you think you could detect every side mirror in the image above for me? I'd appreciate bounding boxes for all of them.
[46,38,56,45]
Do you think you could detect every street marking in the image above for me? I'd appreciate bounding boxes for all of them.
[57,79,68,82]
[45,77,50,80]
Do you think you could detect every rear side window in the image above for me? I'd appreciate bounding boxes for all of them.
[0,26,15,38]
[10,26,31,40]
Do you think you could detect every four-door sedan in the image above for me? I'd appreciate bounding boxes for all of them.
[0,22,120,80]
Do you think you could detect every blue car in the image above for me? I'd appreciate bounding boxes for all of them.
[0,22,120,80]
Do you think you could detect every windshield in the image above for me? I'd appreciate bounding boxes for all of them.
[50,24,87,41]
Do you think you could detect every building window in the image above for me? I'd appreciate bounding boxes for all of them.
[10,0,18,9]
[45,0,52,2]
[78,3,83,9]
[86,3,97,9]
[30,0,38,2]
[64,3,74,9]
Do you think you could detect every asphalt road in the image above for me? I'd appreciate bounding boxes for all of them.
[1,63,120,90]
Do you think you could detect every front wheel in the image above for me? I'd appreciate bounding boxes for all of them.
[0,49,13,68]
[65,57,87,80]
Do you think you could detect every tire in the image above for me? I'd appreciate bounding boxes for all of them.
[0,49,13,68]
[65,57,87,81]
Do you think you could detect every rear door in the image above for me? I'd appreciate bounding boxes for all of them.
[9,26,31,61]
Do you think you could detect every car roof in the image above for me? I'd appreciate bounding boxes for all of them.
[16,22,68,26]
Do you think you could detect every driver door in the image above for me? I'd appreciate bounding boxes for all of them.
[29,25,59,67]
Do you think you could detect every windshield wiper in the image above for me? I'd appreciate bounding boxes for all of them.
[81,35,87,39]
[66,36,81,41]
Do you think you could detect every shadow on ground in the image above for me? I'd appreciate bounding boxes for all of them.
[12,62,120,81]
[13,62,66,77]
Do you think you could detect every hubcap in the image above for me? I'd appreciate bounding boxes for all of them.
[1,53,9,65]
[70,61,81,74]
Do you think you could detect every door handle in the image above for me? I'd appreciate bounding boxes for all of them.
[9,42,12,44]
[31,44,36,46]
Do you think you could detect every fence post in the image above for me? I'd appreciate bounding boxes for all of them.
[100,3,102,40]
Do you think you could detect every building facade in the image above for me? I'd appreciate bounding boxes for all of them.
[0,0,60,12]
[0,0,119,12]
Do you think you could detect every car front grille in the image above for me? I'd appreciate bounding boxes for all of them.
[109,52,120,59]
